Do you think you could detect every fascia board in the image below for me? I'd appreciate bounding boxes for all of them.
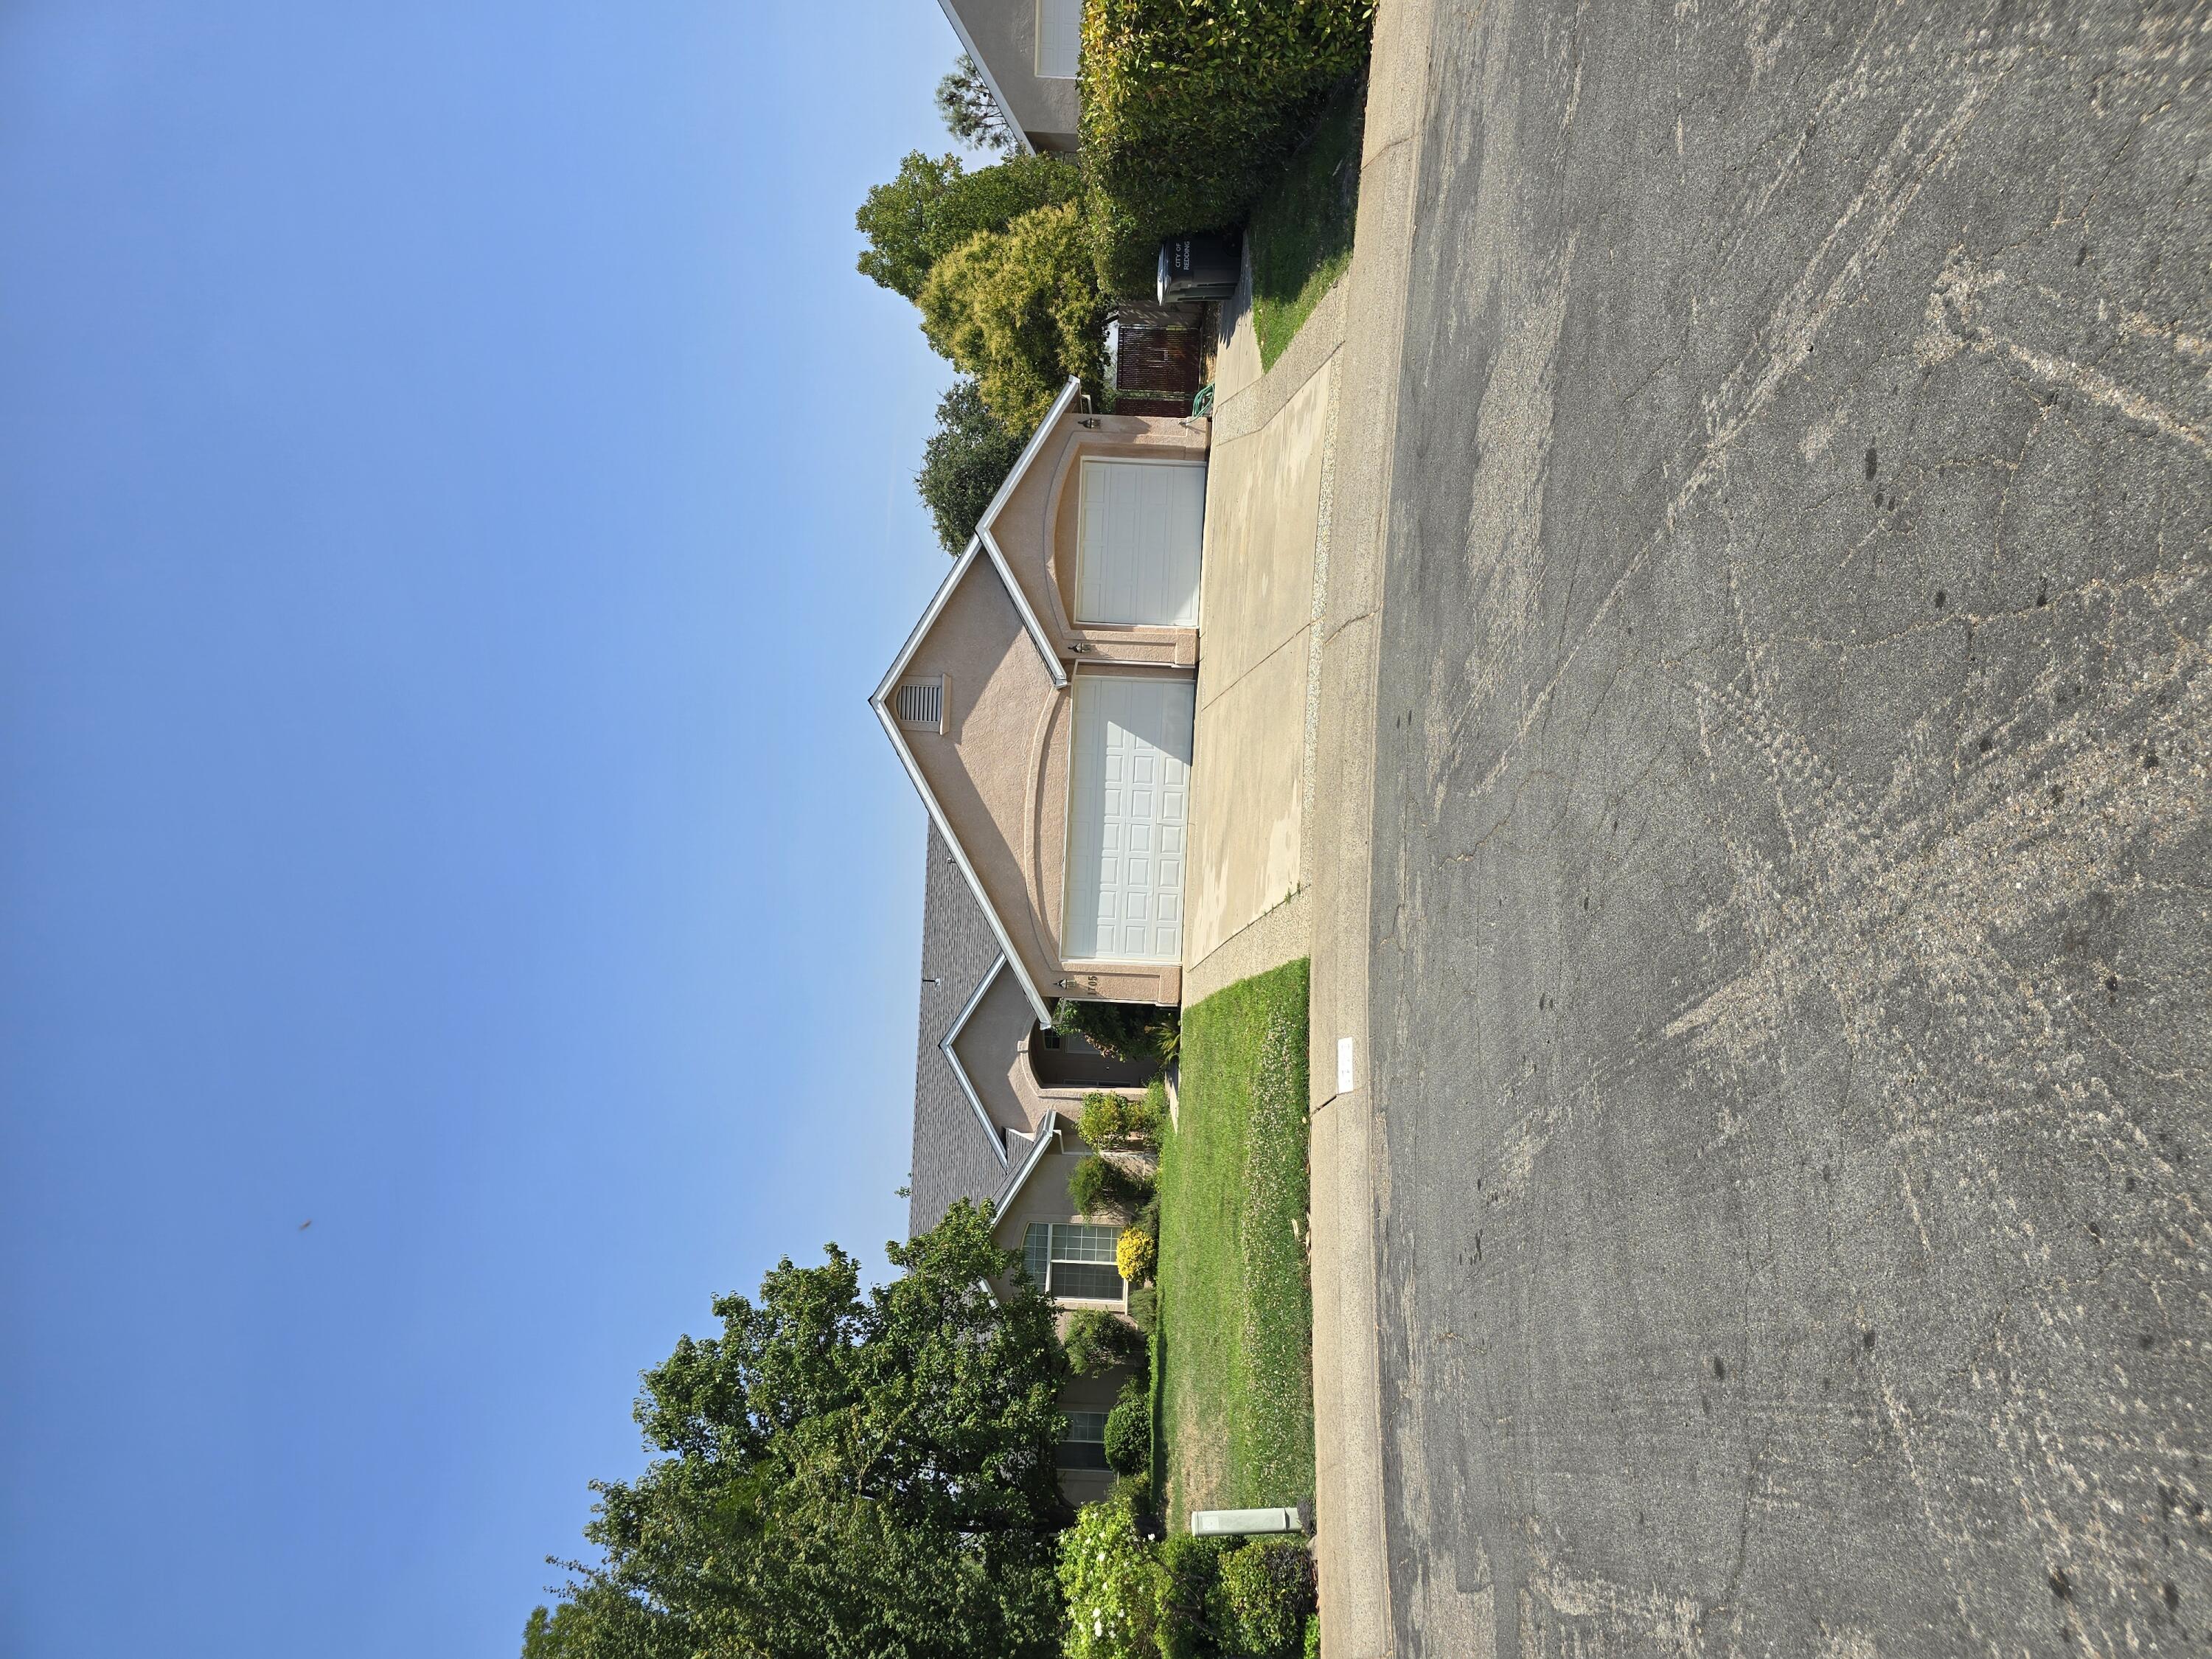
[930,0,1037,155]
[939,956,1012,1168]
[975,376,1085,688]
[872,686,1054,1028]
[876,537,987,704]
[993,1110,1065,1222]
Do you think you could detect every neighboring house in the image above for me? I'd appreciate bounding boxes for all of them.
[874,379,1210,1021]
[907,824,1158,1505]
[936,0,1085,153]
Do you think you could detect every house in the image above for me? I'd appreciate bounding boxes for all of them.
[907,821,1158,1505]
[873,378,1208,1020]
[935,0,1084,153]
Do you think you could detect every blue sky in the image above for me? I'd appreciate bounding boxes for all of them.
[0,5,965,1653]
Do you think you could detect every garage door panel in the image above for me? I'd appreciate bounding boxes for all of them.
[1076,460,1206,627]
[1062,675,1195,964]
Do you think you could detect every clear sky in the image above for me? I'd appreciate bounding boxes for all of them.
[0,5,967,1654]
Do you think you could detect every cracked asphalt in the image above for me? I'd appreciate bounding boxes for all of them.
[1361,4,2212,1653]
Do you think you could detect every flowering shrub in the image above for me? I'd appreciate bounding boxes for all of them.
[1058,1499,1164,1659]
[1116,1226,1157,1284]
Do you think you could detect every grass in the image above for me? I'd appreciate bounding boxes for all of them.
[1154,958,1314,1530]
[1245,80,1365,372]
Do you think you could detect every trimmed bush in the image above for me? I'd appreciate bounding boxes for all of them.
[1103,1382,1150,1475]
[1081,0,1376,293]
[1058,1498,1164,1659]
[915,378,1023,554]
[1070,1152,1154,1221]
[1304,1610,1322,1659]
[856,150,1080,301]
[1116,1226,1157,1284]
[1065,1307,1149,1379]
[1214,1539,1317,1658]
[917,200,1103,430]
[1080,1088,1161,1152]
[1054,998,1178,1066]
[1116,1467,1156,1528]
[1154,1534,1232,1659]
[1126,1283,1158,1333]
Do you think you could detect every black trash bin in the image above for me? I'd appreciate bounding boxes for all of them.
[1156,231,1242,304]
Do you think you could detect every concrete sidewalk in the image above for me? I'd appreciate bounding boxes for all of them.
[1298,2,1441,1655]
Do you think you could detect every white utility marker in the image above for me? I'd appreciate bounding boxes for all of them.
[1337,1036,1356,1095]
[1191,1507,1307,1538]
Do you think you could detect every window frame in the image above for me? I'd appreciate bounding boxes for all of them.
[1023,1221,1127,1305]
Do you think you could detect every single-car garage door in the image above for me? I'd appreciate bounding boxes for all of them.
[1075,458,1206,627]
[1062,673,1194,963]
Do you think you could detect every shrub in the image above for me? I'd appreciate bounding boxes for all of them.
[1103,1381,1150,1475]
[1059,1498,1164,1659]
[1070,1153,1153,1220]
[1080,1088,1161,1152]
[1214,1539,1317,1658]
[1065,1307,1148,1379]
[1304,1611,1321,1659]
[1054,998,1178,1066]
[917,200,1103,430]
[856,150,1081,301]
[916,378,1023,554]
[1116,1467,1156,1528]
[1154,1534,1231,1659]
[1126,1284,1158,1333]
[1116,1226,1156,1284]
[1080,0,1376,293]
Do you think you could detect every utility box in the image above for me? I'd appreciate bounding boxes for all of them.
[1105,302,1207,417]
[1156,231,1242,304]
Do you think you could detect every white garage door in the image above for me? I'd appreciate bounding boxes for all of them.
[1075,459,1206,627]
[1062,674,1194,963]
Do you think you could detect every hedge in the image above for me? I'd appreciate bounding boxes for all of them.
[1081,0,1375,294]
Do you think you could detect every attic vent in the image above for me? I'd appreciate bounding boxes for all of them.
[894,676,947,734]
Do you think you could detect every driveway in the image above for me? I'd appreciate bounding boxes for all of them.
[1356,3,2212,1654]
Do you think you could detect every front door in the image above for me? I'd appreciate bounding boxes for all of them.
[1062,673,1194,963]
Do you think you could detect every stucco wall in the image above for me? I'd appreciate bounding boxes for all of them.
[941,0,1080,150]
[950,965,1047,1138]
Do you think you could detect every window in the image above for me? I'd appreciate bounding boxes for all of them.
[894,676,947,733]
[1037,0,1080,78]
[1023,1222,1124,1301]
[1058,1410,1108,1470]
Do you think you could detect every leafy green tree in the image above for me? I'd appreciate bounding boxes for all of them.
[936,54,1016,155]
[856,151,1079,302]
[918,201,1102,431]
[917,379,1023,554]
[523,1201,1071,1659]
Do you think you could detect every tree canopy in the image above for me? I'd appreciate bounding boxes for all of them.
[855,150,1081,302]
[934,54,1016,156]
[916,379,1024,554]
[522,1201,1071,1659]
[917,201,1102,431]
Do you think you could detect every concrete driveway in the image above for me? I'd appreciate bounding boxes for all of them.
[1181,273,1349,1004]
[1336,3,2212,1655]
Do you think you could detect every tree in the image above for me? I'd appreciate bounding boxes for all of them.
[856,151,1079,302]
[917,201,1102,431]
[523,1201,1071,1659]
[916,380,1023,554]
[935,54,1016,155]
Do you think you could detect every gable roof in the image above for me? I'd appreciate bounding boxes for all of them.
[872,378,1084,1029]
[908,824,1018,1237]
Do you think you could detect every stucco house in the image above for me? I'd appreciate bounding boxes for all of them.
[873,378,1208,1020]
[935,0,1084,153]
[907,823,1158,1505]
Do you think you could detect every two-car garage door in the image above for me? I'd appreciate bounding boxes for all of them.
[1060,457,1206,966]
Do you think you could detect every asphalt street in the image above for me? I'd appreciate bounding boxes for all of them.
[1363,4,2212,1653]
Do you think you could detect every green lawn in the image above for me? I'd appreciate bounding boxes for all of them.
[1245,80,1365,372]
[1153,959,1314,1530]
